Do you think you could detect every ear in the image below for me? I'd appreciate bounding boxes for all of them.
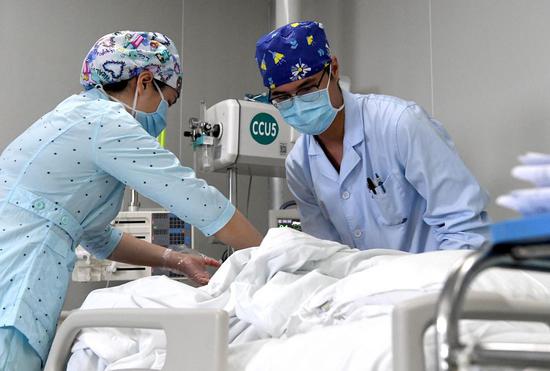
[330,56,340,80]
[136,70,154,94]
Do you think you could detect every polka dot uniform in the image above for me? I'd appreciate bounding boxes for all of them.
[0,88,235,363]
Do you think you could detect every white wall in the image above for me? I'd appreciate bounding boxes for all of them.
[302,0,550,221]
[0,0,184,148]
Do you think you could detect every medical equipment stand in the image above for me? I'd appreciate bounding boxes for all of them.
[128,189,140,211]
[226,166,237,256]
[435,213,550,370]
[184,99,294,259]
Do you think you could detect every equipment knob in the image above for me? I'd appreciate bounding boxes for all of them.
[212,124,222,138]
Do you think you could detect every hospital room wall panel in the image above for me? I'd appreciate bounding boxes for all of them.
[302,0,433,113]
[0,0,184,155]
[430,0,550,220]
[299,0,344,56]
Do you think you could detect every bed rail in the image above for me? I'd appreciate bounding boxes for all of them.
[392,288,550,371]
[434,213,550,371]
[44,308,228,371]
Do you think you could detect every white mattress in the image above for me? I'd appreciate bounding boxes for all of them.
[65,228,550,371]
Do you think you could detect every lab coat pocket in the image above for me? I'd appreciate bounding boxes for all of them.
[27,231,72,329]
[43,228,72,258]
[42,229,74,274]
[370,177,406,226]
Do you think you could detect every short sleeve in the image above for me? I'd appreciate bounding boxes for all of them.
[80,224,123,259]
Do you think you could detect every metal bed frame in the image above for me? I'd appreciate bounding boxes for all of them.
[435,212,550,370]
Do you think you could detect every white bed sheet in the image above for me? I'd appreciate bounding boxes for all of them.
[228,316,550,371]
[65,228,550,371]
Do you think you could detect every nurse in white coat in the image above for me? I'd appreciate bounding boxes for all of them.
[254,21,490,252]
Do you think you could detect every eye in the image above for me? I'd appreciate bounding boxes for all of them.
[296,85,317,96]
[271,95,291,103]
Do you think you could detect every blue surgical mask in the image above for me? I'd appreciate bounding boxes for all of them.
[131,81,169,137]
[278,71,344,136]
[99,81,169,137]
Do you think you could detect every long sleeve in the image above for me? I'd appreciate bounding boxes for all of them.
[395,104,490,249]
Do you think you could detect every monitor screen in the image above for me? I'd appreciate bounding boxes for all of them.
[277,218,302,231]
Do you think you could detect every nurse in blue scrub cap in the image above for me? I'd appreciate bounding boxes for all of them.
[0,31,262,370]
[255,21,490,253]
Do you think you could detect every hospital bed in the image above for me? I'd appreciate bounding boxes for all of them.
[44,214,550,371]
[45,294,550,371]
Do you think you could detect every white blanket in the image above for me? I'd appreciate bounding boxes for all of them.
[66,228,550,371]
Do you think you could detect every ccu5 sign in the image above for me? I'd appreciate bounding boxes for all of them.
[249,113,279,145]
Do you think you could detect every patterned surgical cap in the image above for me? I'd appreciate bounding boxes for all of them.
[80,31,182,95]
[255,21,331,89]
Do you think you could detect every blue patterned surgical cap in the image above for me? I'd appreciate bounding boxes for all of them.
[255,21,332,89]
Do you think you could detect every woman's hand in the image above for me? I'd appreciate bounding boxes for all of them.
[109,233,222,285]
[162,249,221,285]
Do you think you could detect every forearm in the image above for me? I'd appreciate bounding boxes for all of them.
[214,209,263,250]
[110,211,262,266]
[108,232,170,268]
[108,232,221,285]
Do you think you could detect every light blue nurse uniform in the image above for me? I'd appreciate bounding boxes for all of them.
[0,327,42,370]
[286,90,490,252]
[0,88,235,367]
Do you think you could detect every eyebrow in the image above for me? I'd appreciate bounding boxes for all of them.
[295,76,318,90]
[272,76,318,96]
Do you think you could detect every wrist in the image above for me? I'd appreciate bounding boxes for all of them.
[161,248,176,269]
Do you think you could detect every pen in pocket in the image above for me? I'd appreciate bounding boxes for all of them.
[375,173,386,194]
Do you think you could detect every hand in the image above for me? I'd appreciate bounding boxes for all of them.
[162,249,221,285]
